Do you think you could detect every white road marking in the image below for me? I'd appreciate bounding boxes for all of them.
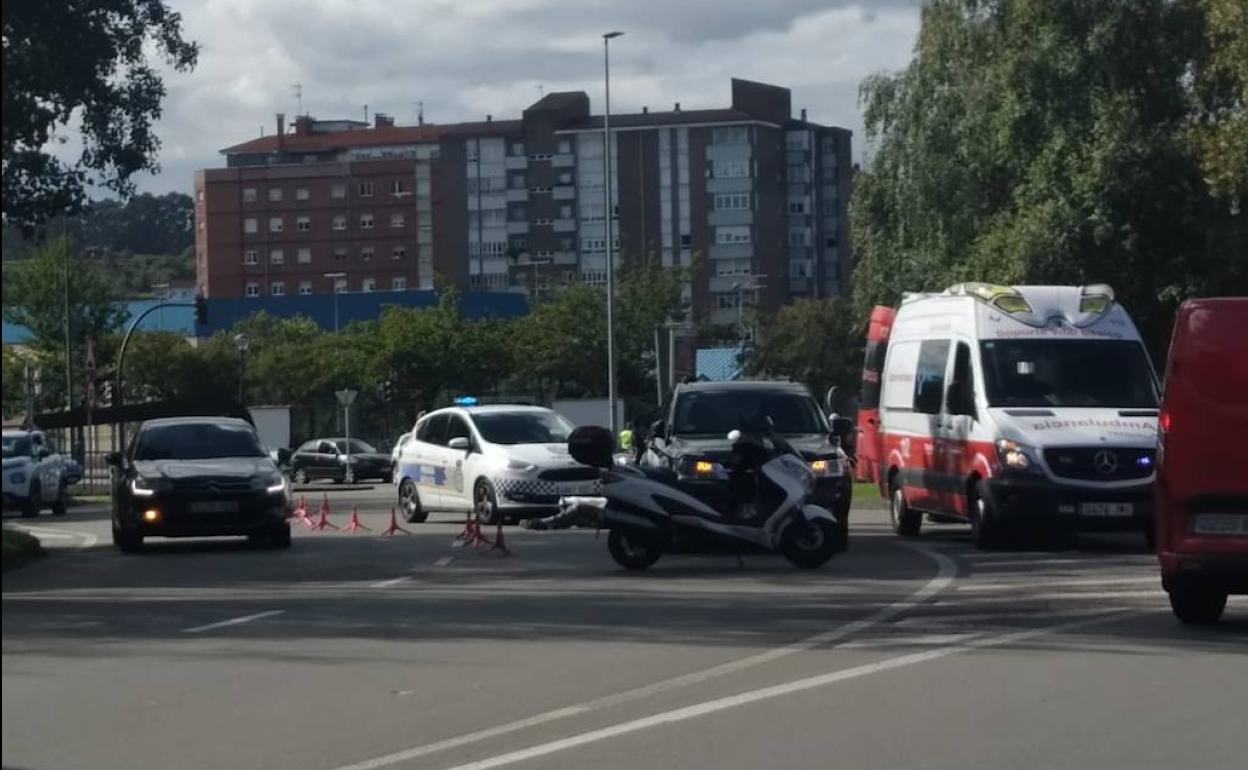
[328,542,957,770]
[370,577,410,589]
[434,556,454,566]
[428,611,1135,770]
[181,609,285,634]
[9,524,98,548]
[957,576,1158,592]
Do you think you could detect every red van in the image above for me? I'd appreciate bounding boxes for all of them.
[1156,298,1248,624]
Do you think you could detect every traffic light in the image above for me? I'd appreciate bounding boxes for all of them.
[194,292,208,326]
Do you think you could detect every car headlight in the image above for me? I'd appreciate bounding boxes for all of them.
[505,459,536,472]
[809,456,842,477]
[130,477,160,497]
[265,473,289,495]
[995,439,1041,473]
[676,456,727,480]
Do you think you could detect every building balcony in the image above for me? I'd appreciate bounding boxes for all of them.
[709,275,755,293]
[505,188,529,203]
[552,185,576,201]
[504,156,528,170]
[552,218,577,232]
[708,243,754,260]
[553,250,578,265]
[789,277,813,294]
[468,193,507,210]
[552,153,575,167]
[706,177,753,194]
[705,145,752,163]
[506,221,529,235]
[708,210,753,227]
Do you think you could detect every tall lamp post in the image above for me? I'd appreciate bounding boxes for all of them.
[323,272,347,332]
[233,333,249,406]
[603,30,623,437]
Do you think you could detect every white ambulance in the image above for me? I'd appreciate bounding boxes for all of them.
[865,283,1160,549]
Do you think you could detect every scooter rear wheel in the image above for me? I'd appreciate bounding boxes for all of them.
[607,530,662,570]
[779,519,838,569]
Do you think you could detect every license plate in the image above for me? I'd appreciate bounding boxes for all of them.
[189,500,239,514]
[1080,502,1134,517]
[1193,514,1248,536]
[568,483,598,495]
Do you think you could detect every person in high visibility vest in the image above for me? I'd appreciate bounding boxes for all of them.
[618,427,633,454]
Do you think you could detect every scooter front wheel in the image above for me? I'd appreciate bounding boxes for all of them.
[779,519,838,569]
[607,530,662,570]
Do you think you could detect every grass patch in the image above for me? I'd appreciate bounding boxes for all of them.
[2,527,43,571]
[70,494,111,506]
[853,481,884,501]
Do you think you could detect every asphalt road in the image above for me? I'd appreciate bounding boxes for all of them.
[3,487,1245,770]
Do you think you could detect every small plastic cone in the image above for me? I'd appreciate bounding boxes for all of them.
[343,505,370,534]
[314,494,338,530]
[382,507,411,536]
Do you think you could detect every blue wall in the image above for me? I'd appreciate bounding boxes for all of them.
[3,300,196,345]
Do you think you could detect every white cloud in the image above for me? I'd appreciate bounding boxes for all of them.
[78,0,921,195]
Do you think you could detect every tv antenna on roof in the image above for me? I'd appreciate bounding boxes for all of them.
[414,100,424,125]
[292,83,303,117]
[536,84,544,98]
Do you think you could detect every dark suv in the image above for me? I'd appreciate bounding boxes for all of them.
[108,417,292,552]
[641,380,854,548]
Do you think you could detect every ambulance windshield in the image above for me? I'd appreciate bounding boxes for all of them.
[980,339,1158,408]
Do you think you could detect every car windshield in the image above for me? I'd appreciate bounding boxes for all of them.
[673,390,827,437]
[980,339,1158,408]
[2,435,32,458]
[473,411,574,445]
[133,423,266,461]
[334,439,377,454]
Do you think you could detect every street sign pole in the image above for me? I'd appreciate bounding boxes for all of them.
[335,389,358,484]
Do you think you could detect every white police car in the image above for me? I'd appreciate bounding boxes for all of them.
[3,429,69,518]
[395,403,599,525]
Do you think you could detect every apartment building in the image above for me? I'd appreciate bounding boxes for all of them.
[195,79,852,325]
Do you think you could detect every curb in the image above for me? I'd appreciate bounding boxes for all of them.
[2,527,44,572]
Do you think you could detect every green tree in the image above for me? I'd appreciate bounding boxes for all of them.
[2,347,31,418]
[851,0,1247,356]
[2,0,198,230]
[747,298,860,403]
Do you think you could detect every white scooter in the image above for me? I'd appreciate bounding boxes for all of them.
[567,421,842,570]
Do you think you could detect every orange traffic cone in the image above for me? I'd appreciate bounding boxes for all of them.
[381,507,411,536]
[342,505,370,534]
[314,493,338,530]
[293,496,316,528]
[487,522,511,556]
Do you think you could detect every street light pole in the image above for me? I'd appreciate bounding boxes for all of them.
[233,333,249,406]
[603,30,623,437]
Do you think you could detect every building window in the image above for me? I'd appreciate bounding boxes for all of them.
[296,216,311,232]
[360,213,374,229]
[712,159,750,179]
[825,236,838,248]
[510,237,527,252]
[511,173,526,188]
[245,282,260,298]
[333,248,348,262]
[361,277,376,293]
[334,277,348,293]
[534,218,553,226]
[359,181,374,198]
[269,217,283,233]
[269,248,284,264]
[558,139,571,154]
[243,188,257,202]
[243,249,258,265]
[392,245,406,260]
[559,205,572,219]
[271,281,286,296]
[580,238,606,253]
[680,234,692,248]
[244,218,258,234]
[788,200,806,214]
[510,142,524,156]
[197,189,205,203]
[392,277,407,291]
[390,212,405,228]
[560,238,573,252]
[361,246,374,261]
[557,172,572,185]
[712,126,749,145]
[295,187,310,201]
[715,258,752,277]
[331,182,346,199]
[529,186,552,194]
[268,188,283,202]
[715,226,751,244]
[789,230,808,247]
[332,215,347,231]
[390,180,404,196]
[299,281,312,295]
[716,293,739,309]
[297,247,312,264]
[528,153,552,161]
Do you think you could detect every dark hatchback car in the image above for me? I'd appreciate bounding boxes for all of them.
[108,417,292,552]
[289,438,392,484]
[640,380,855,548]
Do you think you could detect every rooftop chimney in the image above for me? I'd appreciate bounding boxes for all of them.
[674,102,681,113]
[374,112,394,128]
[800,108,807,122]
[642,106,648,114]
[486,114,493,122]
[294,115,314,136]
[275,113,285,148]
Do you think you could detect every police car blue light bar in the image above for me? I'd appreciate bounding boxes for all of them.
[454,396,479,406]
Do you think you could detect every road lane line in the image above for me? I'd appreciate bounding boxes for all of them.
[371,577,411,588]
[957,576,1157,592]
[435,556,454,566]
[329,542,956,770]
[181,610,285,634]
[430,610,1136,770]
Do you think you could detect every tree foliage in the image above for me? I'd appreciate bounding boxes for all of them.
[2,0,198,230]
[851,0,1247,355]
[746,298,860,402]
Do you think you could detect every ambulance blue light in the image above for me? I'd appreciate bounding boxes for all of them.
[454,396,479,406]
[1138,456,1153,468]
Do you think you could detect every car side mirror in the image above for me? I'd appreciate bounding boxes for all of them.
[650,419,667,440]
[105,451,123,467]
[448,436,471,451]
